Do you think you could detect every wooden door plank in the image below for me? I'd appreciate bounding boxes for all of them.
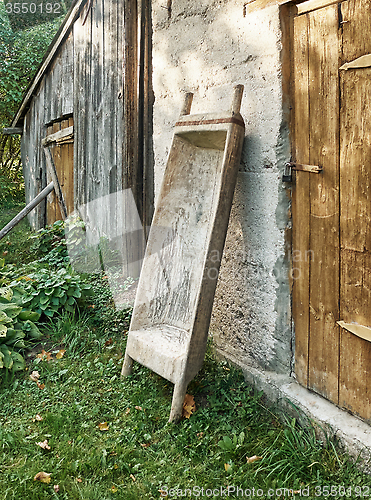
[53,121,63,223]
[295,0,343,15]
[339,0,371,419]
[292,13,311,387]
[59,119,74,215]
[339,253,371,418]
[46,123,60,224]
[42,126,74,147]
[46,124,54,225]
[307,4,340,403]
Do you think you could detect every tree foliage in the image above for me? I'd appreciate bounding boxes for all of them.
[0,1,64,194]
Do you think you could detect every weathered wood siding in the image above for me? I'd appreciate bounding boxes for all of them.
[73,0,125,243]
[21,31,74,229]
[20,0,153,278]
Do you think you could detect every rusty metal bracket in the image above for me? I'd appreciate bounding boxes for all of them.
[282,162,323,182]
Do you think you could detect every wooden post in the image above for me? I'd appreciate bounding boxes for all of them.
[123,0,143,278]
[0,182,54,241]
[138,0,154,238]
[230,85,244,115]
[181,93,193,116]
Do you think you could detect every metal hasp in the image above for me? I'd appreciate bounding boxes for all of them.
[121,85,245,422]
[282,162,323,182]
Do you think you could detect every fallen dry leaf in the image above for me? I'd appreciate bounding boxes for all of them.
[98,422,109,431]
[53,485,60,493]
[56,349,66,359]
[197,432,204,439]
[135,406,142,411]
[246,455,262,464]
[130,474,136,482]
[29,371,40,382]
[125,408,130,415]
[76,478,82,483]
[34,471,51,484]
[36,381,45,390]
[36,439,51,450]
[32,414,43,422]
[36,350,53,362]
[104,338,113,347]
[182,394,196,419]
[140,443,150,448]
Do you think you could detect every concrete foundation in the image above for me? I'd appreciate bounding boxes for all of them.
[217,348,371,468]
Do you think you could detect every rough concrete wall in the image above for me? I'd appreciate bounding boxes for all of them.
[152,0,292,375]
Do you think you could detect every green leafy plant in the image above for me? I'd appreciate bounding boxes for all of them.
[0,286,42,372]
[218,432,245,454]
[0,174,24,206]
[10,267,92,318]
[29,220,67,261]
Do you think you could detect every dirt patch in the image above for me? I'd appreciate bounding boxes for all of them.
[25,340,65,365]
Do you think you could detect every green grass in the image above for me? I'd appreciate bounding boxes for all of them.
[0,323,371,499]
[0,198,34,265]
[1,198,371,499]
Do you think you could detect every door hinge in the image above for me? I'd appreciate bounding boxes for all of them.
[282,162,323,182]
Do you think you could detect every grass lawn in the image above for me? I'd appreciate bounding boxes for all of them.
[1,195,371,499]
[0,199,34,265]
[1,325,371,500]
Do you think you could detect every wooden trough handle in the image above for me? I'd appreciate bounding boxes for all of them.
[180,92,193,116]
[231,84,244,115]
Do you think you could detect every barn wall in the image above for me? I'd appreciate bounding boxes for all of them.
[151,1,292,374]
[21,31,74,230]
[73,0,124,241]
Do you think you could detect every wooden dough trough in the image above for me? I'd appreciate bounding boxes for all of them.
[121,86,245,421]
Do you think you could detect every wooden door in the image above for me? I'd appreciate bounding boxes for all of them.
[46,117,74,224]
[292,0,371,420]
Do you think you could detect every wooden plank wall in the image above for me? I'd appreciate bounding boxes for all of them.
[21,31,74,230]
[293,3,340,404]
[73,0,153,277]
[74,0,127,266]
[339,0,371,419]
[22,0,154,278]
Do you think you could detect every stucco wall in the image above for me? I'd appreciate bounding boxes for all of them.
[151,0,292,375]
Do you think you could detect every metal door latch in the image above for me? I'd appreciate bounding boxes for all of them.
[282,162,323,182]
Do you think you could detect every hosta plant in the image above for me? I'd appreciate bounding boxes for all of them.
[0,286,42,372]
[11,267,92,318]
